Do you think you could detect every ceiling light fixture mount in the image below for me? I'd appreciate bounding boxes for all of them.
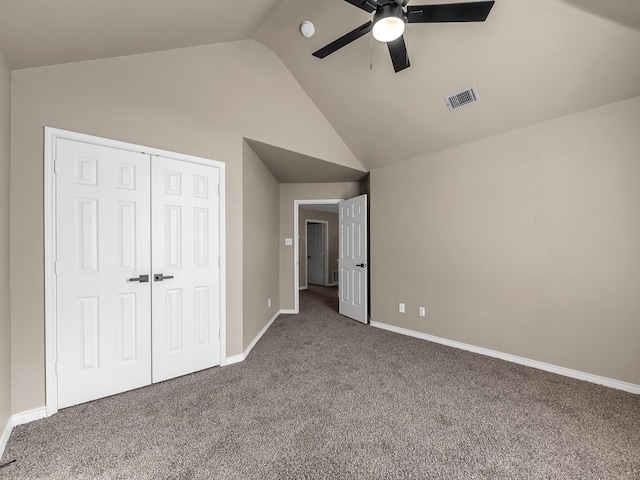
[372,4,406,42]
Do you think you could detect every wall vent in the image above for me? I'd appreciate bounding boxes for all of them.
[332,270,339,283]
[445,86,480,111]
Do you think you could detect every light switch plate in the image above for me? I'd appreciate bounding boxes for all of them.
[285,238,293,246]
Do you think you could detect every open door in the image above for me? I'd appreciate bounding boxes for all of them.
[307,222,325,286]
[338,194,368,324]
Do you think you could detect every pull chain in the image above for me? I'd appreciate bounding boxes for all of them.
[403,24,409,65]
[369,32,373,70]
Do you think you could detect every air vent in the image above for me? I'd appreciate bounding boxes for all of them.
[445,86,480,112]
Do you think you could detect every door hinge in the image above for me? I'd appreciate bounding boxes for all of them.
[54,261,58,275]
[55,361,59,375]
[218,329,221,339]
[218,184,221,195]
[53,161,57,174]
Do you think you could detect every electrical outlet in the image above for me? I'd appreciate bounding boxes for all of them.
[419,307,426,317]
[268,298,271,308]
[399,303,405,313]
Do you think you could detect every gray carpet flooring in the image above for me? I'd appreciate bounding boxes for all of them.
[2,285,639,479]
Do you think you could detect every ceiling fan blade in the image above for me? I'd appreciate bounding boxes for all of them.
[387,35,410,73]
[406,1,494,23]
[343,0,378,13]
[312,21,373,59]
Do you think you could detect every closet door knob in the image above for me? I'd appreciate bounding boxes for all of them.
[154,273,175,282]
[128,274,149,283]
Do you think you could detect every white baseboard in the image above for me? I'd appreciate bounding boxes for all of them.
[12,407,47,426]
[280,309,297,314]
[370,321,640,395]
[325,282,338,287]
[244,310,281,359]
[299,286,308,291]
[222,354,244,366]
[222,310,282,366]
[0,406,48,460]
[0,417,11,461]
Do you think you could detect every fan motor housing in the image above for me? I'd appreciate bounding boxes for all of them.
[374,3,406,25]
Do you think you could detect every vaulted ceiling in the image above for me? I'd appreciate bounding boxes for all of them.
[1,0,639,172]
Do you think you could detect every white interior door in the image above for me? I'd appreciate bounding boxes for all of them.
[151,156,221,383]
[307,223,325,286]
[56,139,152,409]
[339,194,368,324]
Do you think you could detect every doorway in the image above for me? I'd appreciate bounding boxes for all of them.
[293,200,341,313]
[305,220,328,287]
[293,196,368,324]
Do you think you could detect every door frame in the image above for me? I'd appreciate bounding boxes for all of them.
[293,199,342,314]
[304,219,329,288]
[44,127,227,416]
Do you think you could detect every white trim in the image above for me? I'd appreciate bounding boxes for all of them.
[326,282,339,287]
[243,311,281,359]
[221,310,282,366]
[280,309,297,315]
[299,286,308,291]
[0,417,12,460]
[0,407,48,459]
[293,200,343,314]
[44,128,58,417]
[12,407,47,426]
[370,321,640,394]
[44,127,227,415]
[222,354,245,366]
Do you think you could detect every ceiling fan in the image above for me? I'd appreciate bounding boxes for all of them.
[312,0,495,73]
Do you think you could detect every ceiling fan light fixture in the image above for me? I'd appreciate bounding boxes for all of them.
[372,4,406,43]
[312,0,495,73]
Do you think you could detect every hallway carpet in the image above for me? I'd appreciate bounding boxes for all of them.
[2,285,639,479]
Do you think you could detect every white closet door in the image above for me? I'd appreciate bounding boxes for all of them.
[151,157,221,383]
[56,139,152,409]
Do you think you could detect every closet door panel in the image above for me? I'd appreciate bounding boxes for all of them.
[151,157,221,383]
[56,139,152,409]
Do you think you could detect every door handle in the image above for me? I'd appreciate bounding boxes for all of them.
[128,274,149,283]
[356,263,368,268]
[154,273,175,282]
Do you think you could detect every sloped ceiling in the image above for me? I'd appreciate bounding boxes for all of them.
[255,0,640,170]
[1,0,639,172]
[0,0,283,69]
[560,0,640,30]
[246,139,369,183]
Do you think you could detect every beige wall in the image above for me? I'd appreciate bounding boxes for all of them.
[298,208,339,287]
[279,183,366,311]
[10,40,362,413]
[370,96,640,385]
[242,142,280,350]
[0,48,11,435]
